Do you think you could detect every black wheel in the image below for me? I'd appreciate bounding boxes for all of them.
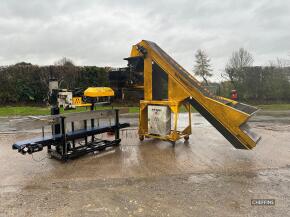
[171,141,176,146]
[184,135,190,141]
[139,135,144,141]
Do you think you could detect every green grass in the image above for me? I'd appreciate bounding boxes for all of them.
[0,106,50,116]
[257,104,290,111]
[0,103,289,116]
[0,106,139,117]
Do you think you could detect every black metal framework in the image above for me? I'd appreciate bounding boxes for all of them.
[12,109,130,161]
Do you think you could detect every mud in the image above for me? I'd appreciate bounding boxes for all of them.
[0,111,290,216]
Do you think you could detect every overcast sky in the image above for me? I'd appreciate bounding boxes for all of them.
[1,0,290,81]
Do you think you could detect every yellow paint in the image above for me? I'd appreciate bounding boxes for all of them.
[72,97,91,107]
[130,40,259,149]
[84,87,114,98]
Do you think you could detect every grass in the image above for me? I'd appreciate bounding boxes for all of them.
[0,103,289,117]
[257,103,290,111]
[0,106,139,117]
[0,106,50,116]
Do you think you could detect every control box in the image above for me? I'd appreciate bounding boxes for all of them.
[148,105,171,136]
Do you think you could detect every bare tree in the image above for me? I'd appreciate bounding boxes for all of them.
[54,57,74,67]
[226,48,253,70]
[54,57,76,89]
[269,57,290,68]
[193,49,212,85]
[224,48,254,88]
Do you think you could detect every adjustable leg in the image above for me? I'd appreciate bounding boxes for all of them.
[115,109,120,140]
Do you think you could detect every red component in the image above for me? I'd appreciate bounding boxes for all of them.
[231,90,238,101]
[107,131,115,136]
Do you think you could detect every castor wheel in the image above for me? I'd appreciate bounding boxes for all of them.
[184,135,190,141]
[139,135,144,141]
[171,141,176,146]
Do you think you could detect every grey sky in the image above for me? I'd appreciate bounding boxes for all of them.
[0,0,290,81]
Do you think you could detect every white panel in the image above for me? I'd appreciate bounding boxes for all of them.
[148,105,171,136]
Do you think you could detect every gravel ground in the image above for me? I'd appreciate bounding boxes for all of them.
[0,111,289,217]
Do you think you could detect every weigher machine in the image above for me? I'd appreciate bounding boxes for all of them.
[11,80,130,160]
[126,40,260,149]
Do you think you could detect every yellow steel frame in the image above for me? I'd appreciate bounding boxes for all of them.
[128,40,260,149]
[139,100,191,142]
[131,42,195,142]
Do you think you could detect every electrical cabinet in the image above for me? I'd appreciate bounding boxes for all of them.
[148,105,171,136]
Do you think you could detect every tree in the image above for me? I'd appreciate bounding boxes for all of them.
[193,49,212,85]
[14,62,33,66]
[226,48,253,70]
[54,57,77,89]
[269,57,290,68]
[54,57,74,67]
[224,48,254,88]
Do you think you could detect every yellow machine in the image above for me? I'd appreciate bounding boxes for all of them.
[72,87,114,107]
[84,87,114,98]
[128,40,260,149]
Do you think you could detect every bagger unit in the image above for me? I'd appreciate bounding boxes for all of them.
[126,40,260,149]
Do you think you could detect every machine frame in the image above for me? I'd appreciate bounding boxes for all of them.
[12,109,129,160]
[127,40,260,149]
[139,100,191,143]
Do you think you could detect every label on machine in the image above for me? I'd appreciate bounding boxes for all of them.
[148,105,171,136]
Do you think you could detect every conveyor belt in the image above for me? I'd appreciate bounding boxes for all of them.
[12,123,130,152]
[146,41,258,114]
[187,97,259,149]
[140,40,260,149]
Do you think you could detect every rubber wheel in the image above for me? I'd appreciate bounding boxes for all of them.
[139,135,144,141]
[184,135,190,141]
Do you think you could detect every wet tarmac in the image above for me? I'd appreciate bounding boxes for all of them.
[0,111,290,216]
